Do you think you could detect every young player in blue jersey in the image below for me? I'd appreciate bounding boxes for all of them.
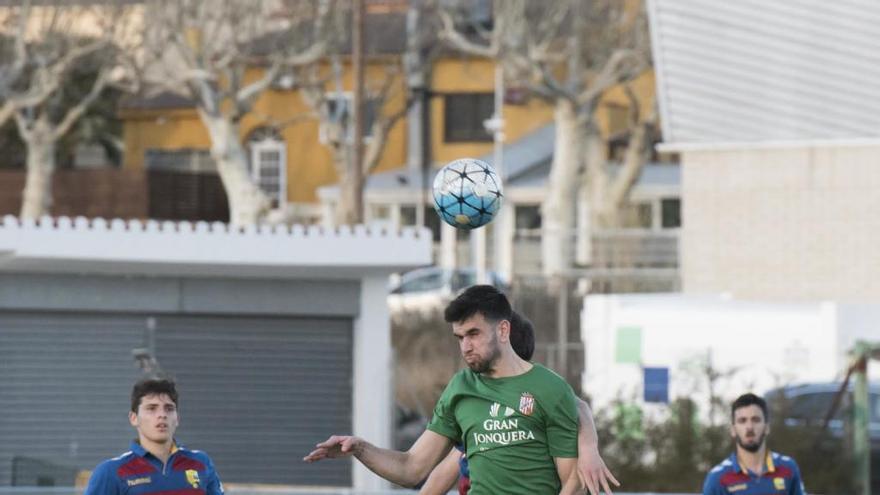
[83,378,224,495]
[418,311,618,495]
[703,393,805,495]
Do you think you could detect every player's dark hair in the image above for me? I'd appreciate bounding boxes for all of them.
[444,284,513,325]
[730,393,768,423]
[510,311,535,361]
[131,377,179,413]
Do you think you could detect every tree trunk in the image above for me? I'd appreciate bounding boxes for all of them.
[541,99,581,276]
[199,111,270,226]
[19,123,56,220]
[575,129,606,265]
[335,153,364,226]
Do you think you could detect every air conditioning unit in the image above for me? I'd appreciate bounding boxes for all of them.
[319,122,348,145]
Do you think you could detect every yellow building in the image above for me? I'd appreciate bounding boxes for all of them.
[120,56,658,214]
[119,9,675,279]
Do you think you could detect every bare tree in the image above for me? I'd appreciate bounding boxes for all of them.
[140,0,337,226]
[294,1,440,225]
[439,0,653,276]
[0,1,134,219]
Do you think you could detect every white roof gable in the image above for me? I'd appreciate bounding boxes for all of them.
[648,0,880,147]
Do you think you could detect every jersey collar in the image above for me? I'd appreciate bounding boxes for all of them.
[734,451,775,474]
[130,439,181,458]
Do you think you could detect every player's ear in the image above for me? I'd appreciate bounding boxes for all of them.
[129,411,138,427]
[498,319,510,342]
[728,423,736,439]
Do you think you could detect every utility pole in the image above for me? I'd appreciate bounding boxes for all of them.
[851,341,880,495]
[351,0,366,224]
[472,64,506,285]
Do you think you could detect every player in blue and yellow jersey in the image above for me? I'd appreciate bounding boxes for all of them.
[703,393,805,495]
[83,377,224,495]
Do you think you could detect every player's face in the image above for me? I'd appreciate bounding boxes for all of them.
[129,393,179,446]
[452,313,504,374]
[730,404,769,453]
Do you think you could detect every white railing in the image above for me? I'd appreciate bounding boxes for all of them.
[510,229,680,292]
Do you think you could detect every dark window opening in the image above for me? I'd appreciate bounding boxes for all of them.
[661,198,681,229]
[444,93,494,142]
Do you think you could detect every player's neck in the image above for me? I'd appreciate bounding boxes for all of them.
[139,436,175,464]
[484,353,533,378]
[737,445,767,474]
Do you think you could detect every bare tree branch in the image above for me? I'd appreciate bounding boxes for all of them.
[52,68,110,140]
[576,48,643,107]
[607,85,652,213]
[437,9,496,58]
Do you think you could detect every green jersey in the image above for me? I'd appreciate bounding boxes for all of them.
[427,363,579,495]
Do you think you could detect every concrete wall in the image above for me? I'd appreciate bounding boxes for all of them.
[681,145,880,302]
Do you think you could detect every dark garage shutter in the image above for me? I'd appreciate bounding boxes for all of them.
[0,312,144,486]
[153,315,353,486]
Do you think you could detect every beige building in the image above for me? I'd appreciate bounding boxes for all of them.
[648,0,880,303]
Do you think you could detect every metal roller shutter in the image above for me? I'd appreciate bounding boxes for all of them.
[0,312,144,486]
[153,315,353,486]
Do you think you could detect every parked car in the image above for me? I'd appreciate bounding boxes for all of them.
[765,381,880,450]
[387,267,508,314]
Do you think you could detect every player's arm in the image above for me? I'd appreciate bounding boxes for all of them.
[204,456,225,495]
[555,456,583,495]
[575,398,619,495]
[304,429,453,487]
[789,461,806,495]
[82,463,120,495]
[418,448,462,495]
[701,472,726,495]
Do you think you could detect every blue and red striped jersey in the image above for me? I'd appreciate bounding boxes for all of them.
[703,451,805,495]
[83,440,223,495]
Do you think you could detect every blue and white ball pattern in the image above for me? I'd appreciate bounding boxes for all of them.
[432,158,503,230]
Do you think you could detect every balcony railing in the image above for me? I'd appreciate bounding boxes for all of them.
[514,228,680,292]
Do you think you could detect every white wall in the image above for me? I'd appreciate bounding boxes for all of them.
[353,275,394,490]
[582,294,880,421]
[681,145,880,303]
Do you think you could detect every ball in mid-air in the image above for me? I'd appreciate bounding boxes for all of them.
[432,158,503,230]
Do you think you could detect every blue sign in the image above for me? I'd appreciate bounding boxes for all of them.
[644,367,669,403]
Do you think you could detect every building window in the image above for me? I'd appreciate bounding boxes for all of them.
[515,204,542,229]
[443,93,494,142]
[247,128,287,209]
[661,198,681,228]
[620,202,653,229]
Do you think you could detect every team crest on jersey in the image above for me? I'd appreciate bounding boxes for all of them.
[186,469,201,488]
[773,477,785,490]
[518,392,535,415]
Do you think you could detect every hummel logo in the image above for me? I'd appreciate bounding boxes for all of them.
[489,402,515,417]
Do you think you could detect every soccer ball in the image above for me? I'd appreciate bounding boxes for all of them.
[432,158,503,230]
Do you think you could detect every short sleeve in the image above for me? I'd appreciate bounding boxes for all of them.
[204,455,224,495]
[789,460,806,495]
[702,470,725,495]
[426,377,463,442]
[546,385,579,458]
[82,461,120,495]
